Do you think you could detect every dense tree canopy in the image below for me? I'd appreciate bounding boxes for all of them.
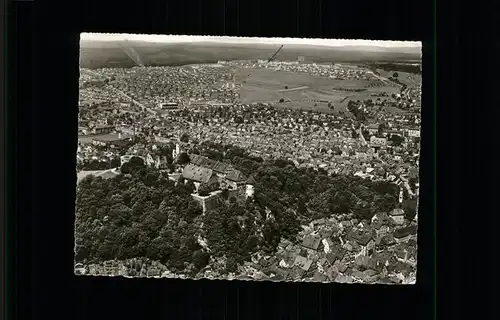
[75,142,400,276]
[389,134,405,146]
[180,133,190,143]
[177,152,190,165]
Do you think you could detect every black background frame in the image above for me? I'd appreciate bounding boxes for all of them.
[4,0,468,319]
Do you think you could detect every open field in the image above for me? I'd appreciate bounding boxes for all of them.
[235,67,401,114]
[376,69,421,88]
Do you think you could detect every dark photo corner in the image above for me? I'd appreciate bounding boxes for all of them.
[4,0,469,319]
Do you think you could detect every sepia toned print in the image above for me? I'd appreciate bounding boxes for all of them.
[75,33,421,284]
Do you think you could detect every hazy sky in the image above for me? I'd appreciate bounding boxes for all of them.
[81,33,421,48]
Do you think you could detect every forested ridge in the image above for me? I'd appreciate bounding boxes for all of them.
[75,142,401,276]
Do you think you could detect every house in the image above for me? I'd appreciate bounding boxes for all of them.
[93,125,115,135]
[380,234,396,247]
[366,124,379,135]
[351,270,367,282]
[78,119,90,127]
[363,269,378,278]
[378,277,402,284]
[326,246,346,265]
[355,255,370,269]
[155,156,170,169]
[78,126,89,135]
[394,225,418,241]
[389,208,406,225]
[371,220,383,230]
[294,255,313,271]
[320,227,335,238]
[340,220,352,228]
[408,167,418,179]
[270,272,287,281]
[366,255,384,272]
[326,266,339,281]
[189,154,246,190]
[407,238,417,247]
[370,136,387,146]
[365,239,376,256]
[321,238,335,254]
[159,102,179,110]
[302,235,321,251]
[313,271,328,282]
[406,129,420,138]
[343,241,357,252]
[288,267,305,280]
[225,169,247,190]
[181,164,219,192]
[335,274,353,283]
[348,230,373,247]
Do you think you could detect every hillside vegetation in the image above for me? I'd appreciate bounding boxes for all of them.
[75,142,403,277]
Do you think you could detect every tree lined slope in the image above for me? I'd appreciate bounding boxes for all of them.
[75,143,400,276]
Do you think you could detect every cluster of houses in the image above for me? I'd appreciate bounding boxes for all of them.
[221,210,418,284]
[220,60,380,81]
[77,204,418,283]
[98,65,239,109]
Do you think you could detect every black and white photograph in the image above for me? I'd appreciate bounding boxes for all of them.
[74,33,421,284]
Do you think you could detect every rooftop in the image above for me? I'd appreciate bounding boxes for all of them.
[182,163,215,183]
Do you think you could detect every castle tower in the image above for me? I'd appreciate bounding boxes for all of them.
[245,175,256,200]
[172,130,182,160]
[245,184,255,199]
[172,142,181,160]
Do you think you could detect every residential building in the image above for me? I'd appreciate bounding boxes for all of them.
[181,163,219,192]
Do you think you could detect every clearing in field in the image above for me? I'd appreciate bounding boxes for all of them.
[235,67,400,113]
[375,69,421,88]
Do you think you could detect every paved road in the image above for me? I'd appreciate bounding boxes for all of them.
[367,70,403,89]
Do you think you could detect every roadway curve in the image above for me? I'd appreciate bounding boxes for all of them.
[367,70,403,89]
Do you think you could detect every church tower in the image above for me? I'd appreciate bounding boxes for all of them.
[172,143,181,160]
[245,175,256,201]
[172,130,182,160]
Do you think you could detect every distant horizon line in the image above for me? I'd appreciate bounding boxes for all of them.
[80,33,421,49]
